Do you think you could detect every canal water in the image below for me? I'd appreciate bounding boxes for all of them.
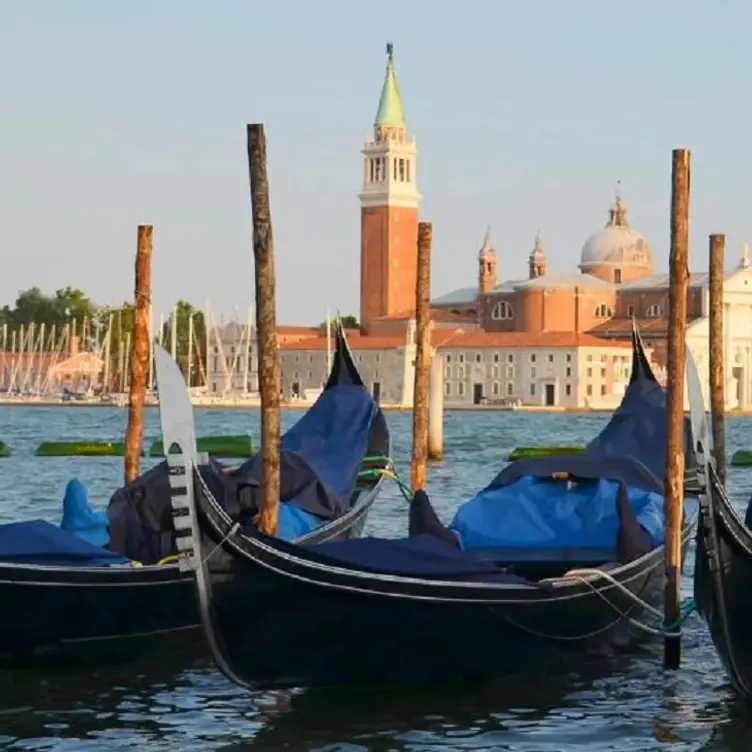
[0,405,751,751]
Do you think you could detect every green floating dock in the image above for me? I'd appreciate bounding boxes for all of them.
[149,434,254,458]
[507,446,585,462]
[35,441,137,457]
[0,442,10,458]
[731,450,752,467]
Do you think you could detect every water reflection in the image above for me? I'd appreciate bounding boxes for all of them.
[1,407,752,749]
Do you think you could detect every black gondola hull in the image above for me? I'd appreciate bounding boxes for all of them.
[0,486,375,669]
[194,497,693,690]
[0,322,387,670]
[695,473,752,699]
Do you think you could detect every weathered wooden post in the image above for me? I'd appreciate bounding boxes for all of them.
[664,148,690,670]
[709,233,726,485]
[427,351,444,460]
[247,123,281,535]
[124,224,153,484]
[410,222,432,491]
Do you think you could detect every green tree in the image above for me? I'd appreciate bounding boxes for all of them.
[161,301,207,386]
[318,314,359,330]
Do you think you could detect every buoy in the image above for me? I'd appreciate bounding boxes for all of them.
[35,441,144,457]
[731,450,752,467]
[0,442,10,458]
[507,446,585,461]
[149,434,254,458]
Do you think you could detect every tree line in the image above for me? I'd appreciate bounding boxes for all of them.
[0,287,208,386]
[1,287,362,389]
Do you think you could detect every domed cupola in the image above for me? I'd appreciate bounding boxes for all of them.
[579,186,653,284]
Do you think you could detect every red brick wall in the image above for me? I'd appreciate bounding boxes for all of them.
[360,205,419,333]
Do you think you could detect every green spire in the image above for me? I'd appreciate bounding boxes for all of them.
[375,42,406,126]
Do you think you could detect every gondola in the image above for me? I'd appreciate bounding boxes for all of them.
[178,325,697,690]
[692,357,752,700]
[0,321,390,668]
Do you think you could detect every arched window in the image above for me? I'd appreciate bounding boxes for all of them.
[491,301,514,320]
[594,304,613,318]
[646,304,663,318]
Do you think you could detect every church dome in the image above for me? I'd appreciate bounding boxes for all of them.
[579,195,653,270]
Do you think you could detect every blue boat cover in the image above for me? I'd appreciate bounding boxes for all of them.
[450,476,665,552]
[583,327,694,481]
[104,323,384,564]
[60,479,110,547]
[309,534,533,585]
[407,329,674,564]
[0,520,130,567]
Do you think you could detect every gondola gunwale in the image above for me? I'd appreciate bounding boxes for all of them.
[194,477,695,605]
[695,462,752,697]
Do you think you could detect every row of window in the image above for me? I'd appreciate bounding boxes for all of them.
[443,381,576,399]
[489,301,664,320]
[446,352,573,365]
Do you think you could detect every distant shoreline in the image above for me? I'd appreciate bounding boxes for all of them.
[1,399,750,416]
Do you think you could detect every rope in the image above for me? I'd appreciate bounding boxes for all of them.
[558,567,697,637]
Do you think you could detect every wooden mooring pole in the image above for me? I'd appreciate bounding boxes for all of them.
[709,233,726,485]
[664,148,690,670]
[124,224,153,485]
[247,123,281,536]
[410,222,433,492]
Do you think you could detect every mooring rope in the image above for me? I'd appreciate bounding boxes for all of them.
[560,568,697,636]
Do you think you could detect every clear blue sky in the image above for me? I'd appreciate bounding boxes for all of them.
[1,0,750,324]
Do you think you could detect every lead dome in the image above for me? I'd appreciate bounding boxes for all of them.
[579,195,653,272]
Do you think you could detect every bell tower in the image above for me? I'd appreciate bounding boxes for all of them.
[528,231,546,279]
[359,43,421,334]
[478,227,497,293]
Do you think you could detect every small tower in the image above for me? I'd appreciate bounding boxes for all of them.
[359,43,421,334]
[740,241,750,270]
[478,226,497,294]
[528,231,546,279]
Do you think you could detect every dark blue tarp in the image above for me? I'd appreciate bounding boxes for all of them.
[583,328,694,481]
[60,479,110,547]
[411,328,674,562]
[104,322,384,563]
[0,520,130,567]
[232,384,379,521]
[450,476,665,552]
[308,534,532,584]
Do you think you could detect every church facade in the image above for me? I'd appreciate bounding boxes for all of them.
[267,45,752,409]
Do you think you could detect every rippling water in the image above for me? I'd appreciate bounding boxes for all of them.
[1,405,752,751]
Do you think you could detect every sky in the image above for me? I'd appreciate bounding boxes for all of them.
[1,0,751,325]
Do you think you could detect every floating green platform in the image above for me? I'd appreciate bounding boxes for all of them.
[0,442,10,458]
[507,445,585,462]
[149,434,254,458]
[731,450,752,467]
[35,441,137,457]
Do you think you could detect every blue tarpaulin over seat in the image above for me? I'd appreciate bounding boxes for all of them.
[105,323,386,564]
[0,520,130,567]
[308,534,533,584]
[449,476,665,553]
[582,326,694,481]
[60,479,110,547]
[233,385,379,525]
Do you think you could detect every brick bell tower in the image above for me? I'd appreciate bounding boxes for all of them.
[359,43,421,334]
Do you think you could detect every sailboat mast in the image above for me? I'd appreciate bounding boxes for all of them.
[243,304,252,393]
[147,303,154,392]
[326,308,332,374]
[187,313,194,389]
[205,299,211,391]
[171,305,177,359]
[103,312,113,392]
